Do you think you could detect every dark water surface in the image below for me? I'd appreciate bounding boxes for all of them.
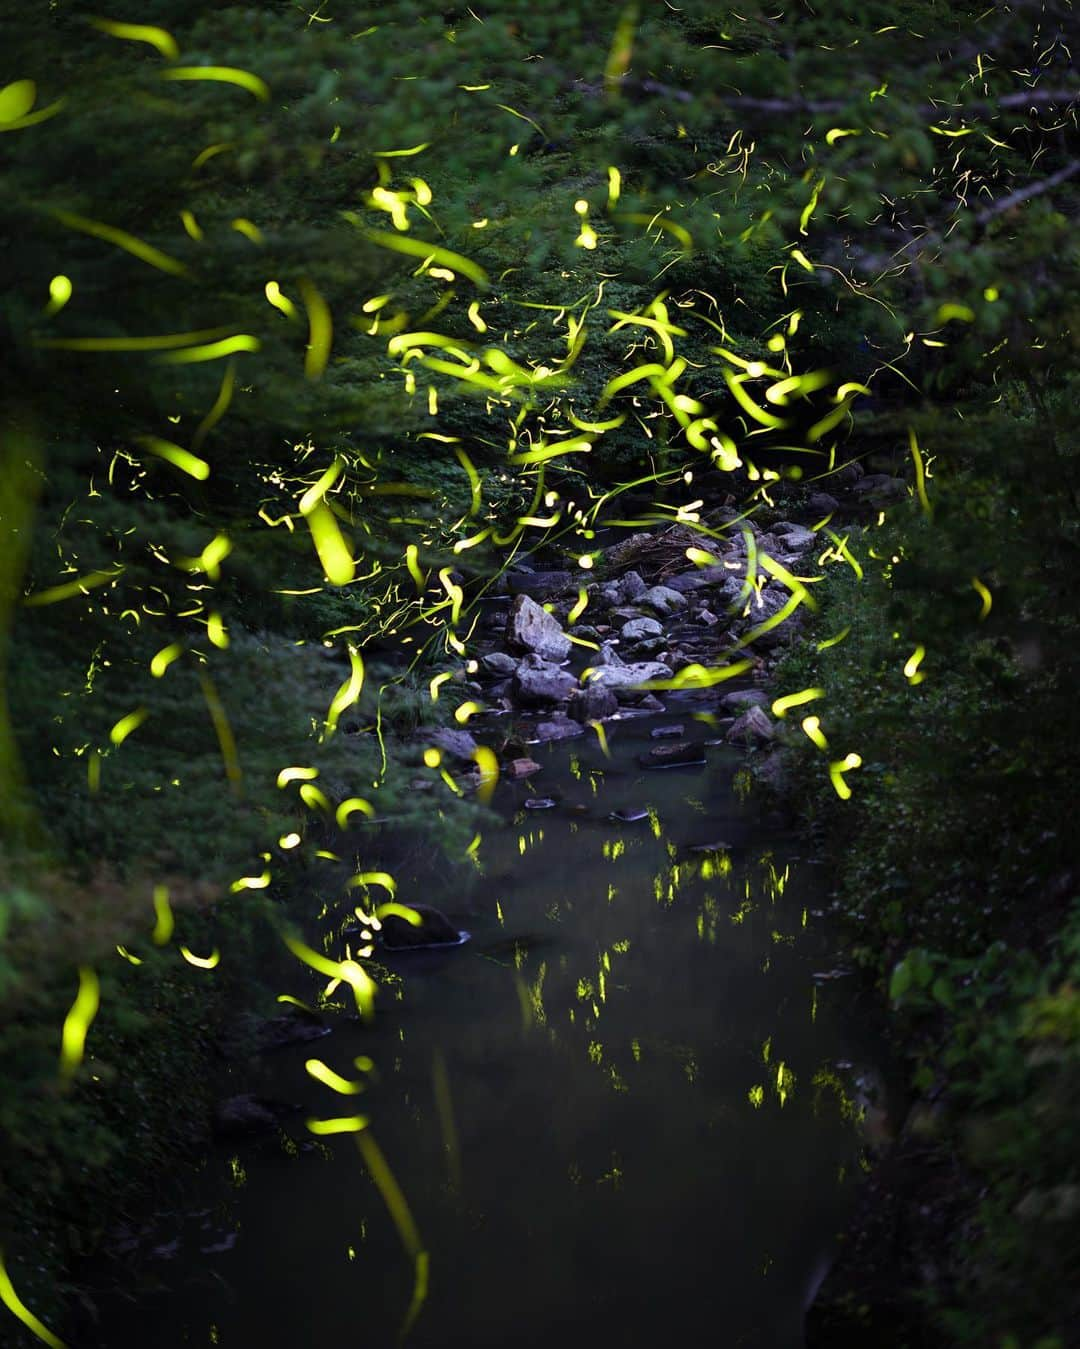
[99,702,885,1348]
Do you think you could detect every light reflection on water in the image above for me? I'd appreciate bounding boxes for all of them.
[99,707,884,1348]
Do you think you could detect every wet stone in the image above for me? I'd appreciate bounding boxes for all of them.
[650,724,686,738]
[507,757,542,778]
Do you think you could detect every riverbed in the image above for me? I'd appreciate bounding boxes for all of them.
[97,699,887,1348]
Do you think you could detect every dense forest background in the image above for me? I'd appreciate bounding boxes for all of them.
[1,1,1077,1344]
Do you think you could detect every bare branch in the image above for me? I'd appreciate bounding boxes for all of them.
[974,157,1080,226]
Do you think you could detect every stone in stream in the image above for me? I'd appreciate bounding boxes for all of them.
[479,651,519,677]
[569,683,619,723]
[379,903,467,951]
[583,661,672,693]
[725,705,775,745]
[252,1011,331,1054]
[651,724,686,739]
[770,522,818,553]
[620,616,663,642]
[506,593,571,662]
[610,807,650,823]
[524,797,558,810]
[721,688,770,712]
[687,839,735,854]
[426,727,479,761]
[639,743,707,769]
[506,757,542,778]
[638,584,688,618]
[618,570,647,602]
[513,655,578,704]
[535,717,585,743]
[662,571,711,594]
[506,569,575,600]
[213,1094,302,1141]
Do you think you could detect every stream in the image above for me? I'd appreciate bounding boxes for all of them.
[96,696,890,1348]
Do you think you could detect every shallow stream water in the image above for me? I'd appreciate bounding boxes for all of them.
[98,698,887,1348]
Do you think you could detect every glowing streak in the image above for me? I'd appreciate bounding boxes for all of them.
[307,1115,369,1134]
[336,798,375,827]
[472,745,499,804]
[799,178,825,235]
[373,142,430,157]
[824,531,863,580]
[904,645,926,684]
[285,933,377,1017]
[58,966,99,1082]
[467,301,487,332]
[180,946,220,969]
[808,396,855,442]
[151,885,174,945]
[230,872,271,893]
[0,80,37,122]
[325,645,364,737]
[607,165,622,206]
[722,370,788,429]
[277,766,319,787]
[135,436,210,480]
[817,626,850,651]
[405,544,426,591]
[305,501,355,585]
[157,335,260,363]
[299,783,331,812]
[299,279,332,379]
[438,568,464,623]
[22,567,123,606]
[353,873,398,899]
[590,720,611,757]
[789,248,815,272]
[0,1250,68,1348]
[150,643,183,677]
[454,447,482,515]
[629,658,754,690]
[908,428,932,518]
[44,274,72,316]
[161,66,269,99]
[825,127,859,145]
[429,672,453,701]
[972,577,992,620]
[36,325,239,352]
[89,17,178,57]
[191,359,235,452]
[354,1132,428,1338]
[348,224,488,287]
[306,1059,365,1095]
[207,611,228,649]
[50,209,187,276]
[454,701,481,724]
[568,588,589,624]
[110,708,147,745]
[801,715,828,750]
[771,688,825,718]
[828,753,862,800]
[265,281,297,318]
[279,833,301,849]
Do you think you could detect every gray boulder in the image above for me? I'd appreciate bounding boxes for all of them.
[620,616,663,642]
[663,571,711,593]
[721,688,770,712]
[639,585,688,617]
[507,593,571,662]
[770,522,817,553]
[507,569,574,599]
[513,656,578,704]
[570,683,620,722]
[427,727,478,760]
[596,641,627,667]
[535,717,585,743]
[807,491,840,515]
[480,651,518,676]
[618,570,647,602]
[726,705,775,745]
[584,661,673,692]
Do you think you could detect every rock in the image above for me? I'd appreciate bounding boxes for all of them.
[687,839,734,854]
[770,522,817,553]
[213,1094,300,1140]
[568,624,601,642]
[507,594,572,662]
[380,903,465,950]
[584,661,673,692]
[610,807,650,822]
[721,688,770,711]
[597,582,622,606]
[726,705,775,745]
[507,757,542,778]
[479,651,518,676]
[535,717,585,742]
[596,640,627,667]
[253,1012,331,1054]
[524,797,557,810]
[807,491,840,515]
[426,727,478,760]
[620,616,663,642]
[513,657,578,704]
[602,532,653,570]
[852,474,907,502]
[634,693,666,712]
[662,571,711,593]
[627,636,666,658]
[754,748,790,794]
[830,460,864,487]
[618,570,647,602]
[650,724,685,738]
[641,742,705,768]
[638,584,688,617]
[569,683,619,722]
[507,569,574,599]
[697,608,720,627]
